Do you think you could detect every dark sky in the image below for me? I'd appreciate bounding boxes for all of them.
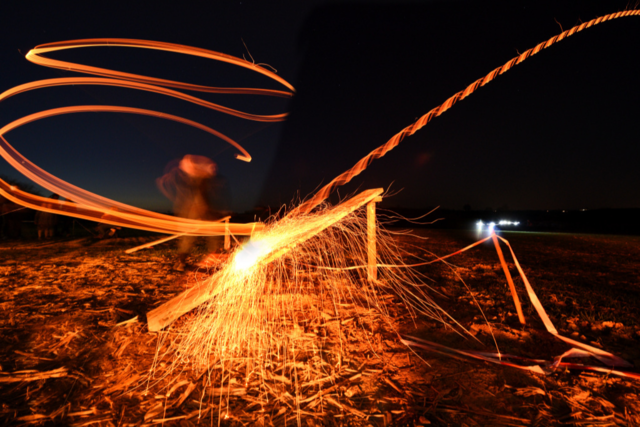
[1,0,638,213]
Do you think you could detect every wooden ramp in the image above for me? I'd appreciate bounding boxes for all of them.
[146,188,383,332]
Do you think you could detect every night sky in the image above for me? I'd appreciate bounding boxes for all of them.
[1,0,638,214]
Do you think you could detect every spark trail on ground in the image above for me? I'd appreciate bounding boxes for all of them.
[150,195,450,387]
[0,39,295,235]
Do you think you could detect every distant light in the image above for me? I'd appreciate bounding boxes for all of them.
[477,219,518,233]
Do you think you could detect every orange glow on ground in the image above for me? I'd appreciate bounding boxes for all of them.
[150,199,449,392]
[2,11,639,419]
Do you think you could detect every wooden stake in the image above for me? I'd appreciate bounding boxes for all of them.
[492,233,525,325]
[224,218,230,250]
[367,197,382,282]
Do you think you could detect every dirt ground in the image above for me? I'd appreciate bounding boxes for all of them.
[0,228,639,426]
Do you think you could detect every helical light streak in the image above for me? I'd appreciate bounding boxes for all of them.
[292,9,640,216]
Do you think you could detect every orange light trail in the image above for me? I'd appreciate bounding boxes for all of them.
[292,9,640,216]
[26,38,295,96]
[0,38,296,235]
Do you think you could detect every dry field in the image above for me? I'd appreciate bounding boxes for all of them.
[0,228,639,426]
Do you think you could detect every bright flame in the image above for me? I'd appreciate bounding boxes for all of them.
[233,240,268,271]
[150,203,449,404]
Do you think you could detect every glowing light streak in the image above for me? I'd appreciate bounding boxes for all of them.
[400,233,637,378]
[496,234,631,368]
[26,38,295,95]
[0,105,251,163]
[125,234,184,254]
[401,335,640,380]
[0,38,295,235]
[2,77,287,124]
[492,232,525,324]
[292,9,640,216]
[0,179,253,236]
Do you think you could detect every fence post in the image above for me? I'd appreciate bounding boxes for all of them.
[367,196,383,282]
[224,218,230,250]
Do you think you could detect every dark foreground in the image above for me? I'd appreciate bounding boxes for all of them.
[0,229,639,426]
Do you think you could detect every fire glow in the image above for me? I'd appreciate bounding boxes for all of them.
[233,240,268,271]
[150,198,449,386]
[0,9,638,418]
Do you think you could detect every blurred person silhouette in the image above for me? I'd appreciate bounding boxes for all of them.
[157,154,226,271]
[34,194,59,240]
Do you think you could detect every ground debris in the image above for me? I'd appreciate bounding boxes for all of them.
[1,231,639,425]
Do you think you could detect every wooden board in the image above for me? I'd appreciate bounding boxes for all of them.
[146,188,384,332]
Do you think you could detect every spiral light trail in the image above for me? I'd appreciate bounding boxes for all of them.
[0,38,295,235]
